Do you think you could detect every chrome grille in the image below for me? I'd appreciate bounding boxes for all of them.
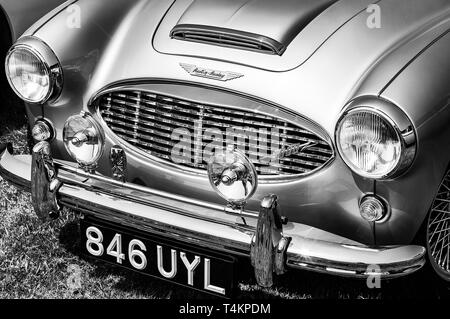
[97,90,333,177]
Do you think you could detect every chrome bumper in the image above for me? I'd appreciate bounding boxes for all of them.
[0,143,426,284]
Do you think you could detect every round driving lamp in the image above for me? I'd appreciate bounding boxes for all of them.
[5,37,62,104]
[335,99,416,180]
[208,147,258,207]
[63,112,104,169]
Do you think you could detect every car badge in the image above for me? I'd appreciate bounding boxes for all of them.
[180,63,244,82]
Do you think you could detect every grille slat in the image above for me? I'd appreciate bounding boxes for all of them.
[111,121,294,162]
[113,125,329,167]
[98,90,334,177]
[103,102,330,147]
[105,112,331,159]
[105,96,324,138]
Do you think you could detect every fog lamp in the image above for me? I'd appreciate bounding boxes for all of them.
[208,147,258,207]
[359,195,386,222]
[32,120,53,142]
[63,112,104,169]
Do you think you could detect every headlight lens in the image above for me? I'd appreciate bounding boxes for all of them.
[63,113,104,168]
[5,38,62,104]
[6,46,50,103]
[336,109,402,179]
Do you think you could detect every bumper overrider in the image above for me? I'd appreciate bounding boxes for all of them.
[0,141,426,289]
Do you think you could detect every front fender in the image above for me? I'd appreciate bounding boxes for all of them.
[375,29,450,245]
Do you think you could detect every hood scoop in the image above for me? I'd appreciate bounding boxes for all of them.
[171,25,285,55]
[170,0,337,55]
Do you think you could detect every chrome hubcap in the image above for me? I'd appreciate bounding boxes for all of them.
[428,173,450,273]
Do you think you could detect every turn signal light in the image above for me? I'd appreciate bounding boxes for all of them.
[359,195,387,222]
[32,120,53,142]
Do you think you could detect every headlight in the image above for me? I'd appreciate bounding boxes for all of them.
[336,98,416,179]
[5,37,62,104]
[63,112,104,169]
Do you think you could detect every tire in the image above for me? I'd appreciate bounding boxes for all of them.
[425,168,450,282]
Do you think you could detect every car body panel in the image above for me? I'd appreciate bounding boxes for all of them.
[0,0,66,41]
[376,30,450,244]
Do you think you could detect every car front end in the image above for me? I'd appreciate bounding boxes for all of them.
[2,0,450,296]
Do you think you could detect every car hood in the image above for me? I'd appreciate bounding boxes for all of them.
[153,0,374,71]
[168,0,337,55]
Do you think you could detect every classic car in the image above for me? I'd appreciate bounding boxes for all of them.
[1,0,450,297]
[0,0,67,130]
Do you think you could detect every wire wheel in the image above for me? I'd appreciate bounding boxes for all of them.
[427,172,450,281]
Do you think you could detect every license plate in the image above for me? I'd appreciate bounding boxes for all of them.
[80,218,236,297]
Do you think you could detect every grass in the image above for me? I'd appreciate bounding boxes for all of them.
[0,126,449,299]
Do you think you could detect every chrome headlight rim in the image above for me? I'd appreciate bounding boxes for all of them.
[5,36,63,104]
[335,97,417,180]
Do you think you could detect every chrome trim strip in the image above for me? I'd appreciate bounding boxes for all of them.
[0,157,31,191]
[0,144,31,191]
[286,242,425,278]
[0,148,426,279]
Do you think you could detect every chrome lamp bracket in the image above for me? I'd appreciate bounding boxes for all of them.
[250,194,291,287]
[31,141,62,220]
[208,148,291,287]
